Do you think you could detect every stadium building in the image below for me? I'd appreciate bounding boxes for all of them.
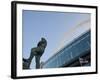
[42,30,91,68]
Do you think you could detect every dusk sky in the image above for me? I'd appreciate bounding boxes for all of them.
[22,10,90,69]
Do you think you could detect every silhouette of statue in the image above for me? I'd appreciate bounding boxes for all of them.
[23,37,47,69]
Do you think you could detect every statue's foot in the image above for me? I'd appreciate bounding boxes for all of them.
[23,58,29,63]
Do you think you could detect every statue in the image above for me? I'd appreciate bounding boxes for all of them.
[23,37,47,69]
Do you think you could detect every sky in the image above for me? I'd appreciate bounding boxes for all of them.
[22,10,90,69]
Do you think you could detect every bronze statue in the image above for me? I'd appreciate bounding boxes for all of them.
[23,37,47,69]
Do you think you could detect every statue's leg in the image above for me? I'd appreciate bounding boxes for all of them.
[28,52,36,65]
[35,55,41,69]
[27,49,37,68]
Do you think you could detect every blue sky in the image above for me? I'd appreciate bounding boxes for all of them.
[22,10,90,69]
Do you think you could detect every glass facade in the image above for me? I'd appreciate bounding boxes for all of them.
[43,30,91,68]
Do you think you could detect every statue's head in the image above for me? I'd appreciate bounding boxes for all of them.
[41,37,46,41]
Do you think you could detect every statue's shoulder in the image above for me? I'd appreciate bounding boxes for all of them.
[31,47,37,51]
